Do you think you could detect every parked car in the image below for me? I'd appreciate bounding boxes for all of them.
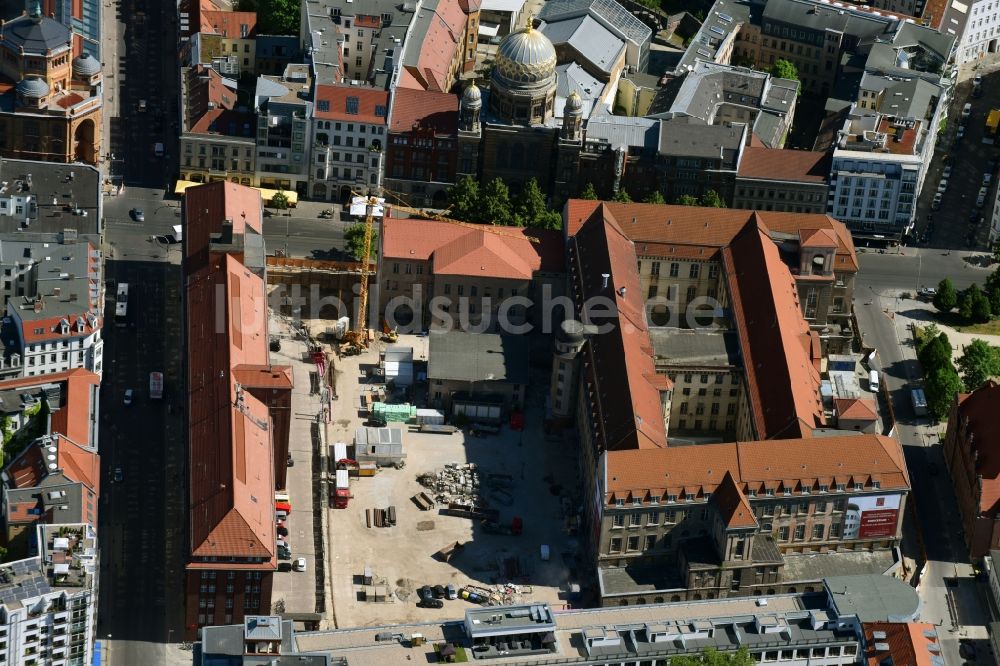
[293,557,307,572]
[276,526,288,537]
[123,389,134,406]
[975,74,983,87]
[919,287,937,298]
[130,208,145,222]
[418,597,444,609]
[958,126,967,141]
[984,173,993,186]
[943,165,953,179]
[278,550,291,561]
[113,466,123,483]
[931,193,943,210]
[432,585,446,599]
[937,179,949,193]
[963,102,973,119]
[446,584,458,600]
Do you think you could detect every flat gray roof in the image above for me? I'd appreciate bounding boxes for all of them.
[658,118,745,164]
[427,332,529,385]
[649,328,741,368]
[824,573,919,622]
[0,160,101,236]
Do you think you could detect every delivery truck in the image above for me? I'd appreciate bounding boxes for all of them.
[334,469,350,508]
[149,371,163,399]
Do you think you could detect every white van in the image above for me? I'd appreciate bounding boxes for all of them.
[869,370,880,392]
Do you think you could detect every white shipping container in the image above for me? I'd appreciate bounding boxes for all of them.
[334,441,348,463]
[416,409,445,426]
[336,469,349,490]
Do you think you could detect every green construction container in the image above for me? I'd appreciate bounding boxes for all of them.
[372,402,416,423]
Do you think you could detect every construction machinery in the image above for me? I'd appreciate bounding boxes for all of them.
[340,188,541,354]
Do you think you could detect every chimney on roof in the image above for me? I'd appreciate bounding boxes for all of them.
[618,287,627,298]
[33,297,43,313]
[601,273,609,289]
[52,287,60,297]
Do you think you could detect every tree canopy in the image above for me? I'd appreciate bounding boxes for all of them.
[768,59,801,96]
[446,176,561,229]
[580,182,599,200]
[700,190,727,208]
[270,190,290,210]
[612,188,633,203]
[925,365,963,420]
[675,194,699,206]
[933,278,957,313]
[344,223,377,260]
[448,176,481,222]
[959,284,992,323]
[239,0,300,34]
[958,339,1000,392]
[644,191,666,204]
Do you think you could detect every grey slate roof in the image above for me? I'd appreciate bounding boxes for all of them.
[675,0,752,72]
[540,15,624,77]
[658,117,745,165]
[0,14,72,55]
[427,332,529,384]
[537,0,651,46]
[824,574,920,622]
[585,113,659,152]
[0,160,101,237]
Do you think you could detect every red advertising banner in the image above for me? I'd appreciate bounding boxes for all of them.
[858,508,899,538]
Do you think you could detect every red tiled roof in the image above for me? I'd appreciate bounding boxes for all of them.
[569,204,669,451]
[864,623,939,666]
[723,217,824,440]
[714,471,758,529]
[201,10,257,37]
[190,108,254,135]
[186,183,275,565]
[800,228,839,248]
[183,181,263,273]
[950,382,1000,515]
[388,87,458,135]
[564,200,859,273]
[737,146,831,183]
[19,312,101,344]
[185,65,237,132]
[835,397,878,421]
[232,364,294,388]
[397,0,466,92]
[381,217,564,277]
[314,85,388,124]
[877,117,919,156]
[604,434,909,500]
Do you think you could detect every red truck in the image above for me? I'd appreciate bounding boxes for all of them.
[333,469,350,508]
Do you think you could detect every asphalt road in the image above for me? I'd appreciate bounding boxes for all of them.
[97,261,185,664]
[854,272,990,666]
[915,68,1000,251]
[857,248,995,295]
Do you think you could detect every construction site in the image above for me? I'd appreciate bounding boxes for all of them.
[321,340,583,627]
[263,196,585,627]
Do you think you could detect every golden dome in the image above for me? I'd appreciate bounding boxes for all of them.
[493,19,557,89]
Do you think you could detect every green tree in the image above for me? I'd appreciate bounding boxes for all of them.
[448,175,481,222]
[959,284,984,320]
[580,182,599,200]
[994,240,1000,264]
[480,178,514,226]
[700,189,727,208]
[768,59,801,96]
[270,190,289,211]
[925,365,964,420]
[644,190,666,204]
[675,194,699,206]
[344,223,377,260]
[957,339,1000,391]
[612,188,633,203]
[918,332,952,372]
[251,0,300,35]
[973,288,993,323]
[933,278,957,313]
[516,178,549,228]
[989,286,1000,315]
[671,647,755,666]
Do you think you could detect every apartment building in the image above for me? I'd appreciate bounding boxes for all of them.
[190,9,258,78]
[310,85,388,202]
[943,381,1000,559]
[254,66,312,194]
[656,118,746,204]
[197,580,927,666]
[376,217,564,333]
[0,369,101,558]
[384,88,459,208]
[182,182,293,638]
[596,434,908,602]
[397,0,476,92]
[0,523,98,666]
[0,10,103,165]
[650,61,799,150]
[734,147,831,213]
[0,237,103,379]
[564,201,859,353]
[828,116,923,239]
[37,0,102,56]
[180,65,257,186]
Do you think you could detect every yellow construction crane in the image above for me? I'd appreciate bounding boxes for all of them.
[344,189,540,350]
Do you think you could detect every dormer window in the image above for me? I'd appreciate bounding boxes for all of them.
[631,497,642,506]
[819,484,829,493]
[685,493,695,502]
[615,498,624,507]
[853,483,863,491]
[666,494,677,503]
[872,481,881,489]
[650,495,660,505]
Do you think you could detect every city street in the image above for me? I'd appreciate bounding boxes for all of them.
[915,63,1000,250]
[854,262,993,666]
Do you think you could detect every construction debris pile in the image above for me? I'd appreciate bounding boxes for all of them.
[417,463,482,507]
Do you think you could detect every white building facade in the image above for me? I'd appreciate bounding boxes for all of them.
[310,85,389,201]
[0,523,98,666]
[8,304,104,379]
[955,0,1000,64]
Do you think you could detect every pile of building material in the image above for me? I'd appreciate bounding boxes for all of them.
[417,463,482,505]
[367,506,397,528]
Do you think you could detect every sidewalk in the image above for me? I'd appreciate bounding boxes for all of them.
[99,0,122,177]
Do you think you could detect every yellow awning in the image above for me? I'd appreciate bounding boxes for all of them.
[172,180,299,206]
